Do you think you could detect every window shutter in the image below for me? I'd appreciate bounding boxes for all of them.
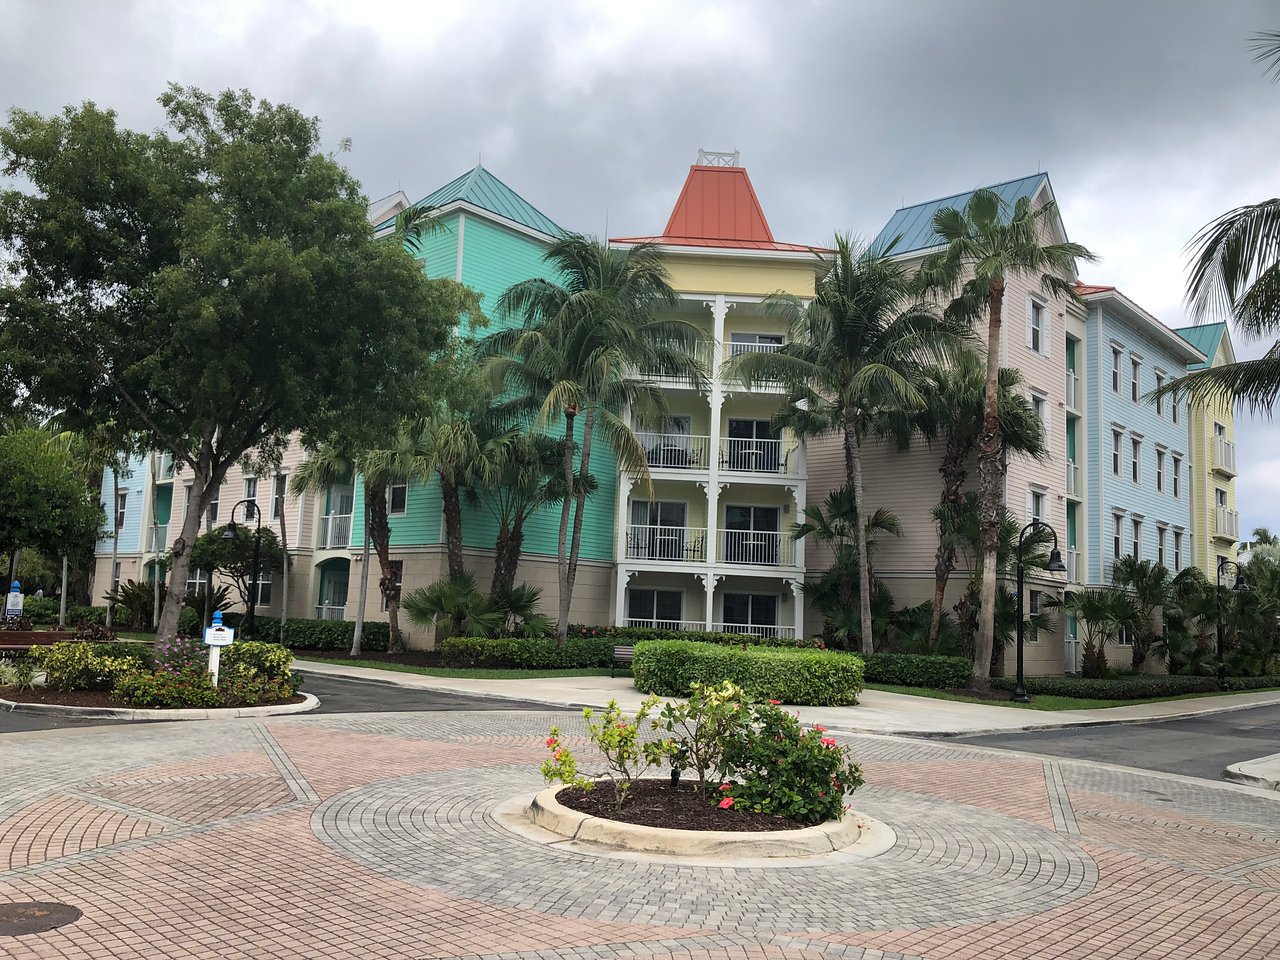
[1025,488,1034,521]
[1025,299,1034,349]
[1044,310,1052,358]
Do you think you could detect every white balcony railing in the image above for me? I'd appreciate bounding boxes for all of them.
[1216,506,1240,540]
[727,341,783,357]
[718,529,794,567]
[319,513,352,549]
[1213,436,1237,476]
[147,524,168,552]
[626,618,706,632]
[625,524,707,562]
[636,341,713,385]
[1066,548,1081,583]
[719,437,793,475]
[637,433,711,470]
[315,605,347,621]
[1065,371,1080,410]
[1066,461,1082,498]
[713,622,797,640]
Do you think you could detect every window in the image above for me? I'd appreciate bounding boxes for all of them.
[1172,399,1179,424]
[388,483,408,515]
[1173,531,1183,571]
[628,588,684,629]
[186,567,207,597]
[115,491,128,532]
[629,501,691,560]
[271,475,287,521]
[1214,422,1226,439]
[1131,358,1142,402]
[728,332,784,357]
[1029,300,1044,353]
[205,492,219,531]
[1155,373,1165,415]
[1112,430,1123,475]
[1117,624,1133,646]
[1157,527,1167,567]
[244,476,258,518]
[112,561,121,592]
[250,569,272,606]
[1032,394,1047,432]
[1131,437,1141,483]
[380,560,404,612]
[1113,515,1124,559]
[1029,488,1046,523]
[723,505,782,564]
[1111,347,1123,393]
[1156,450,1166,493]
[1132,519,1143,560]
[1172,456,1181,498]
[1217,554,1230,578]
[725,419,780,472]
[1216,487,1228,508]
[722,592,780,635]
[1028,589,1042,617]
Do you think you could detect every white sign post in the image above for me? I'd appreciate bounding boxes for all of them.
[4,581,23,619]
[203,609,236,685]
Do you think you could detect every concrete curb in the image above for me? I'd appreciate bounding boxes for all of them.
[0,692,320,721]
[1224,753,1280,791]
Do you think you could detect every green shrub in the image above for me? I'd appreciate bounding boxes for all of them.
[114,666,221,709]
[21,599,108,627]
[990,674,1219,700]
[155,635,207,672]
[632,641,864,706]
[438,635,613,669]
[32,642,147,692]
[859,652,972,689]
[568,624,818,647]
[273,617,390,652]
[219,641,295,689]
[1219,675,1280,691]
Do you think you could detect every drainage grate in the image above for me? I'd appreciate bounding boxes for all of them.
[0,902,83,936]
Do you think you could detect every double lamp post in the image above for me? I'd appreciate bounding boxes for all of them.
[222,498,263,640]
[1215,557,1247,680]
[1012,519,1068,704]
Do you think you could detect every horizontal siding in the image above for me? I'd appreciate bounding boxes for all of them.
[459,214,556,333]
[97,453,149,554]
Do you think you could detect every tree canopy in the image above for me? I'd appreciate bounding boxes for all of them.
[0,429,103,568]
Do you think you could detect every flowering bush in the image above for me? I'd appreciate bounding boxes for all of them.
[650,680,750,793]
[155,634,207,673]
[719,704,864,824]
[541,697,668,810]
[114,666,221,709]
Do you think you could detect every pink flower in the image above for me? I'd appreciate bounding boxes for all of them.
[545,737,556,748]
[718,797,735,809]
[820,737,837,747]
[813,724,827,733]
[768,699,781,705]
[719,783,731,792]
[552,750,563,760]
[817,790,826,797]
[616,721,628,730]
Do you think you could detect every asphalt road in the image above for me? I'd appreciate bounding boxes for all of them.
[953,702,1280,781]
[0,674,556,735]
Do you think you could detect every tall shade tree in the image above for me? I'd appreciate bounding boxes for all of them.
[0,86,450,638]
[918,190,1095,687]
[729,235,967,653]
[484,235,708,641]
[912,349,1046,651]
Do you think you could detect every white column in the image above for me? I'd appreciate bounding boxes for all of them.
[615,569,634,628]
[614,475,634,627]
[789,578,804,640]
[705,294,729,619]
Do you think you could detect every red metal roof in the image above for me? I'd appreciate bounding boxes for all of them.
[611,164,822,253]
[1074,283,1117,296]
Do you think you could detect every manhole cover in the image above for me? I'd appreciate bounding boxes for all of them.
[0,902,82,936]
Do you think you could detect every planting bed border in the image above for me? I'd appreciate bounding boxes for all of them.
[0,691,319,721]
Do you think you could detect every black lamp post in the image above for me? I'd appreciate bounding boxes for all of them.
[1013,520,1068,703]
[1214,557,1247,681]
[223,498,263,640]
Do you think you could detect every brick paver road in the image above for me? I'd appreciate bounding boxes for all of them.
[1,709,1277,959]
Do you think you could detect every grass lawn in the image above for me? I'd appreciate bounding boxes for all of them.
[864,681,1280,711]
[299,657,628,681]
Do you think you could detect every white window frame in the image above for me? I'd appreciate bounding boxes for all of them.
[1112,430,1123,476]
[115,490,128,532]
[1028,487,1047,524]
[251,569,272,606]
[271,474,287,521]
[205,491,219,531]
[388,483,408,516]
[1031,391,1048,437]
[1132,518,1143,560]
[1113,514,1124,560]
[244,476,258,518]
[1131,355,1142,403]
[1172,456,1182,498]
[1027,299,1048,355]
[186,566,207,596]
[1111,346,1123,393]
[1173,530,1183,572]
[1154,371,1165,415]
[1131,436,1142,484]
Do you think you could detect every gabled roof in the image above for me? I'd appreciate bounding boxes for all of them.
[367,190,410,226]
[1172,322,1229,370]
[1075,282,1206,364]
[374,164,563,239]
[872,173,1052,256]
[611,163,821,254]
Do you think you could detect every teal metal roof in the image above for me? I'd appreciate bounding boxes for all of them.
[872,173,1051,256]
[376,164,563,238]
[1173,322,1227,370]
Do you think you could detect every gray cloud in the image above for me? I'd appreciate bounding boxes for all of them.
[3,0,1278,531]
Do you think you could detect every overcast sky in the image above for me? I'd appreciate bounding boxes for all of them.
[3,0,1278,539]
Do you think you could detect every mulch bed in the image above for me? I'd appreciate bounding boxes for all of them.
[557,779,804,832]
[292,650,444,667]
[0,687,306,710]
[941,687,1023,702]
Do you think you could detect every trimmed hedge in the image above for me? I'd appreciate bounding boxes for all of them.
[438,635,614,669]
[1219,675,1280,691]
[990,674,1220,700]
[632,640,864,706]
[567,624,818,647]
[859,653,972,689]
[274,617,390,652]
[21,598,108,627]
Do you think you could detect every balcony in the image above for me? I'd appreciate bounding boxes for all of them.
[636,341,714,387]
[1213,437,1237,477]
[1215,506,1240,540]
[625,525,707,562]
[1065,371,1080,410]
[718,529,794,567]
[626,618,706,632]
[638,432,711,471]
[318,513,352,549]
[719,437,795,476]
[713,622,796,641]
[1066,548,1081,583]
[146,524,168,552]
[315,605,347,621]
[1066,461,1082,498]
[727,340,783,358]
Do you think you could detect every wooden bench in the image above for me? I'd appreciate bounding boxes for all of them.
[610,644,634,677]
[0,630,77,653]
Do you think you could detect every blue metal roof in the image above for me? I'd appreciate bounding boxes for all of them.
[375,165,563,238]
[872,173,1051,256]
[1172,322,1227,370]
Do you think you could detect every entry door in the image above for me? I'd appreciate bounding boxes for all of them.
[321,569,349,610]
[725,419,779,472]
[724,505,780,564]
[630,501,688,560]
[722,592,780,636]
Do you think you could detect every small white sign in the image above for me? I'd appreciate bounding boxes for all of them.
[3,592,23,618]
[203,624,235,647]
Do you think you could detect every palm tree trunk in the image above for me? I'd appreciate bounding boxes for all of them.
[107,469,119,629]
[277,477,290,644]
[365,485,403,653]
[566,406,595,628]
[439,473,465,580]
[491,519,525,596]
[555,409,577,643]
[351,512,371,656]
[846,416,874,655]
[928,442,967,651]
[973,277,1006,689]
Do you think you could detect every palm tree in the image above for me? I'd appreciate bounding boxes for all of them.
[484,234,708,641]
[1110,557,1179,671]
[393,203,452,263]
[913,349,1047,650]
[1047,589,1129,679]
[729,234,967,654]
[918,189,1096,687]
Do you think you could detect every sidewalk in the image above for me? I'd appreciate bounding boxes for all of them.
[294,659,1280,736]
[1225,752,1280,790]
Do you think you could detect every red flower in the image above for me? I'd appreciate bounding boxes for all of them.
[820,737,837,747]
[545,736,557,748]
[768,699,781,705]
[719,782,731,792]
[718,797,735,809]
[813,724,827,733]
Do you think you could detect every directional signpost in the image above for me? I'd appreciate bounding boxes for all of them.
[4,581,23,620]
[203,609,235,685]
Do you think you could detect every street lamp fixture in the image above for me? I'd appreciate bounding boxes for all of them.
[1013,520,1068,704]
[1214,557,1247,681]
[224,499,263,640]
